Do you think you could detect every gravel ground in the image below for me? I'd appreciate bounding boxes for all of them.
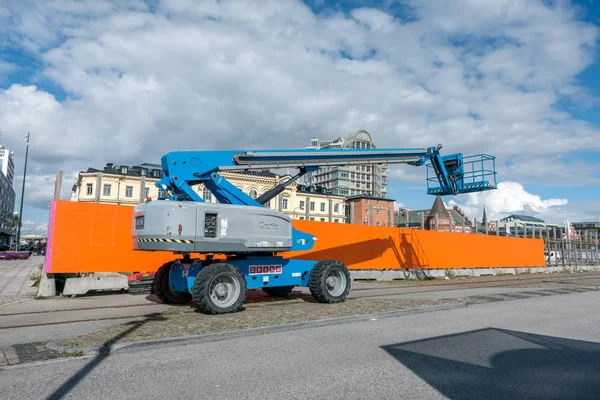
[55,297,460,348]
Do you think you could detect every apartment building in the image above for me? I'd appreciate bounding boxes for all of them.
[305,129,388,198]
[71,162,346,223]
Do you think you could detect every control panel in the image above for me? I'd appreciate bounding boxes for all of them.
[204,213,218,238]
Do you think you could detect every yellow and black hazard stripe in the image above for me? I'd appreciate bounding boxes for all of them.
[136,238,195,244]
[464,183,497,189]
[429,183,496,194]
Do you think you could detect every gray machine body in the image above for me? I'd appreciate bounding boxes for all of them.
[132,200,293,253]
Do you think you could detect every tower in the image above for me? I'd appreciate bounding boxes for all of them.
[425,195,450,231]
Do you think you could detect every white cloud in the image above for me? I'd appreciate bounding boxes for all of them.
[448,181,568,223]
[0,0,598,229]
[35,223,48,232]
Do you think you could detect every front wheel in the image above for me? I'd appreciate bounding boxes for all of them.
[309,259,351,303]
[191,263,247,315]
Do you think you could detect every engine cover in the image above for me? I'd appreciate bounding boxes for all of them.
[132,200,293,253]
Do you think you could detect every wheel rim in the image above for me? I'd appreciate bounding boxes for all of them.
[209,272,241,308]
[325,268,346,297]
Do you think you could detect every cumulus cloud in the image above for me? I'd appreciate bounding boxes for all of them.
[0,0,598,227]
[448,181,568,223]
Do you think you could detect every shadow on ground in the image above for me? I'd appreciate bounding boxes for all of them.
[45,312,166,400]
[382,328,600,400]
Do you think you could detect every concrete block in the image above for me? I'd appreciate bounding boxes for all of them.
[62,273,128,296]
[37,273,57,297]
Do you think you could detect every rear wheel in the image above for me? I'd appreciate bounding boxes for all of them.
[152,261,192,304]
[262,286,294,297]
[191,263,247,315]
[309,259,351,303]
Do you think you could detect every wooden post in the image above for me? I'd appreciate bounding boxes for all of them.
[53,170,63,200]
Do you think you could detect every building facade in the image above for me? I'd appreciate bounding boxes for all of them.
[71,163,347,223]
[305,129,388,198]
[0,144,16,243]
[345,195,395,227]
[0,145,15,186]
[0,171,15,239]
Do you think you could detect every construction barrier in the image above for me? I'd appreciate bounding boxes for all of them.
[44,200,545,274]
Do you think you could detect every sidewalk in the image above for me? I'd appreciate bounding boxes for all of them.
[0,256,42,301]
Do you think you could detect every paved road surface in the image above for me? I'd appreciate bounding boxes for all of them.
[1,290,598,399]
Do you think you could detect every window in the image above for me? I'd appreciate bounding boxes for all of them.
[125,186,133,198]
[320,202,325,212]
[282,198,288,209]
[299,200,305,210]
[86,183,93,195]
[203,187,212,202]
[141,168,147,176]
[310,201,315,211]
[145,188,149,198]
[333,203,339,213]
[249,189,258,199]
[121,166,128,174]
[320,218,325,222]
[103,184,111,196]
[299,216,305,220]
[334,218,339,223]
[310,217,315,221]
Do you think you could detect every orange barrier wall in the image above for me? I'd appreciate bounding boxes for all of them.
[44,200,545,274]
[282,220,545,269]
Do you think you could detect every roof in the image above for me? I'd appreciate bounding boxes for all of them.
[395,208,471,226]
[345,194,395,202]
[231,170,278,178]
[81,163,163,179]
[427,195,448,218]
[80,163,278,180]
[500,214,545,223]
[345,129,373,144]
[297,184,338,196]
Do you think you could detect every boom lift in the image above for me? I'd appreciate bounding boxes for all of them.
[132,144,497,314]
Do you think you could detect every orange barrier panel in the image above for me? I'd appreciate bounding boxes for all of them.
[281,220,546,269]
[44,200,176,273]
[45,200,545,274]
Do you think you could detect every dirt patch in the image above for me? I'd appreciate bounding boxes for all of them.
[55,298,461,348]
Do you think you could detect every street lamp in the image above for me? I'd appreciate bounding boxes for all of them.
[16,132,30,251]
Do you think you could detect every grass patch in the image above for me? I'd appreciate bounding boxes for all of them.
[29,264,43,288]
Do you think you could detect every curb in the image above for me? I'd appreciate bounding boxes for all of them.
[44,301,467,357]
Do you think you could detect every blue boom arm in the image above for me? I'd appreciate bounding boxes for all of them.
[154,145,497,204]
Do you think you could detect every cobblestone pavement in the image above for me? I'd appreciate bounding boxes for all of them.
[0,256,43,302]
[0,255,44,296]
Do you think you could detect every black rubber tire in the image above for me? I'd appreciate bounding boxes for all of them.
[262,286,295,297]
[152,261,192,304]
[191,263,247,315]
[309,259,351,303]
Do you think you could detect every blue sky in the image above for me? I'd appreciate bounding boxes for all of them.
[1,0,600,234]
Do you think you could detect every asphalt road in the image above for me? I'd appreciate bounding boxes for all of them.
[1,290,599,399]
